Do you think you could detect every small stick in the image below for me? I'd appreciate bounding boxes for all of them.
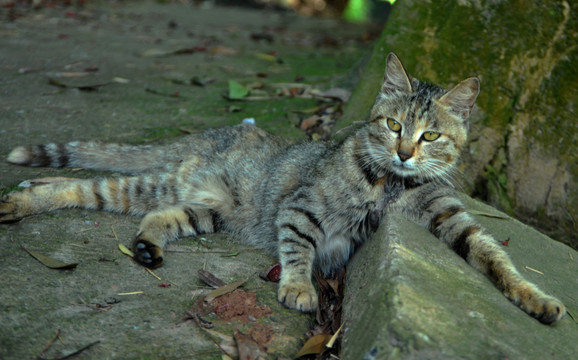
[117,291,144,296]
[36,329,61,360]
[49,340,101,360]
[524,266,544,275]
[145,268,162,280]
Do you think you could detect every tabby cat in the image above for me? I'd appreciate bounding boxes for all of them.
[0,53,565,324]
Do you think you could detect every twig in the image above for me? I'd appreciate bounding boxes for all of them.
[44,340,101,360]
[524,266,544,275]
[145,267,162,280]
[110,225,119,242]
[35,329,61,360]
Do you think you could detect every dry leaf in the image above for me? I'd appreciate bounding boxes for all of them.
[294,334,332,358]
[205,280,245,302]
[198,269,226,288]
[325,323,343,349]
[468,209,509,220]
[22,246,78,270]
[234,329,266,360]
[118,244,134,257]
[210,45,238,56]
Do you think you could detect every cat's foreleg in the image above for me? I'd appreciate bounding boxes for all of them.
[413,187,566,324]
[275,208,321,312]
[132,206,220,268]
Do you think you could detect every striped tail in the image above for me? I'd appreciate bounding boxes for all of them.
[6,142,169,174]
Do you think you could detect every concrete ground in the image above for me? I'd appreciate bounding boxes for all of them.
[0,1,374,359]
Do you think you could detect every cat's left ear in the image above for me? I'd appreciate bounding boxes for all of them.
[437,77,480,119]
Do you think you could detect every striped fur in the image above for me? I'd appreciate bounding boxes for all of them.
[1,53,565,323]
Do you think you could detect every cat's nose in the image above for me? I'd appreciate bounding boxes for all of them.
[397,150,412,162]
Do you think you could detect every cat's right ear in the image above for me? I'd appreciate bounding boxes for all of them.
[381,52,412,95]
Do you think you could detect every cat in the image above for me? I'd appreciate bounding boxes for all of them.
[0,53,565,325]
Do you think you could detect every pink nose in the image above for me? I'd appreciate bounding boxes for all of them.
[397,150,411,162]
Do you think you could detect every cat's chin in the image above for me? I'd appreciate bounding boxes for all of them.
[391,164,417,178]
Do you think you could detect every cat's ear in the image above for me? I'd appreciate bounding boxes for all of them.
[437,77,480,119]
[381,52,412,95]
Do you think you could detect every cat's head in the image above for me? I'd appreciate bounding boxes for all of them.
[366,52,479,184]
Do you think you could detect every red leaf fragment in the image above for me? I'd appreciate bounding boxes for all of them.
[502,238,510,246]
[260,262,281,283]
[159,282,171,288]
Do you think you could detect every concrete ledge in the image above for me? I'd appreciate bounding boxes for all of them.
[342,195,578,359]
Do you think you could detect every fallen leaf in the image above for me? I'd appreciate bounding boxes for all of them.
[56,71,91,78]
[299,115,321,131]
[294,334,332,358]
[205,280,245,302]
[325,323,344,349]
[48,77,111,91]
[198,269,226,288]
[202,328,238,358]
[254,52,277,62]
[220,251,239,257]
[259,262,281,283]
[209,45,238,55]
[112,77,130,84]
[118,244,134,257]
[318,88,351,102]
[234,329,266,360]
[22,246,78,270]
[468,209,509,220]
[228,80,250,99]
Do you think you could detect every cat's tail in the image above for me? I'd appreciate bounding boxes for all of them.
[6,142,169,174]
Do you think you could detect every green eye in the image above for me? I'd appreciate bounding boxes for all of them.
[422,131,441,141]
[387,118,401,132]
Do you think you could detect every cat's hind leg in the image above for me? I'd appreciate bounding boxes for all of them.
[0,175,171,222]
[132,206,221,268]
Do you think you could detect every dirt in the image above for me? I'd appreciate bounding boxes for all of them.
[0,1,375,359]
[212,289,272,323]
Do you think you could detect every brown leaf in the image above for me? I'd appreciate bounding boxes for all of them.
[234,329,267,360]
[299,115,321,131]
[22,246,78,270]
[205,280,245,302]
[317,88,351,102]
[294,334,332,358]
[48,77,111,91]
[209,45,238,55]
[198,269,226,288]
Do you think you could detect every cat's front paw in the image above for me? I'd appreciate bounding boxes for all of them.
[132,238,164,269]
[278,281,318,312]
[524,295,566,325]
[507,284,566,325]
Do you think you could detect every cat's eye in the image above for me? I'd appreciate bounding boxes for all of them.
[387,118,401,132]
[422,131,441,141]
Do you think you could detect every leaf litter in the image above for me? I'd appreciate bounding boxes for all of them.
[187,269,274,358]
[188,264,345,359]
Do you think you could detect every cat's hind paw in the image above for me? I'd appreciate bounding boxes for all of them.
[0,194,27,223]
[132,238,164,269]
[278,281,318,312]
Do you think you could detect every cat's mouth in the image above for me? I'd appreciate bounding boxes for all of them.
[391,159,417,177]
